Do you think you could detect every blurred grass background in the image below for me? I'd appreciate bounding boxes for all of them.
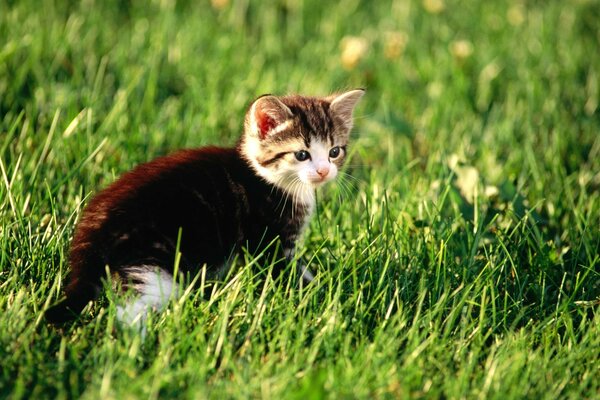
[1,0,599,398]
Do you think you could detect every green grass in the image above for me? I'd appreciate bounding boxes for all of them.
[1,0,599,398]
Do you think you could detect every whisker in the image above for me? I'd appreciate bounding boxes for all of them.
[279,177,293,218]
[293,181,302,218]
[289,178,300,218]
[338,179,352,198]
[272,176,286,212]
[339,173,359,186]
[340,172,364,186]
[336,180,353,204]
[276,174,296,217]
[338,174,361,192]
[287,176,304,218]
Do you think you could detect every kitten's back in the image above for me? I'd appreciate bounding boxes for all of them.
[47,147,263,322]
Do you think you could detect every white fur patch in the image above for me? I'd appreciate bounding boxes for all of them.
[242,135,317,207]
[279,178,316,207]
[284,248,315,283]
[300,265,315,283]
[269,119,293,136]
[296,139,338,186]
[240,129,341,209]
[116,267,175,328]
[283,248,294,258]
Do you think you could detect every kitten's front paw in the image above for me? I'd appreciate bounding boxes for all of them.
[299,265,315,284]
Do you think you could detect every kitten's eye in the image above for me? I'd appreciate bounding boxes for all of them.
[329,146,341,159]
[294,150,310,161]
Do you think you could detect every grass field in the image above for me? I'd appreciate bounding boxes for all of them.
[1,0,599,398]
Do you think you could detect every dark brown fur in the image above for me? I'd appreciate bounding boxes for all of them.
[45,91,364,323]
[46,147,306,323]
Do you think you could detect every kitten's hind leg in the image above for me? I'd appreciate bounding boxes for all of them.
[45,280,101,324]
[284,247,315,284]
[115,266,176,331]
[299,264,315,283]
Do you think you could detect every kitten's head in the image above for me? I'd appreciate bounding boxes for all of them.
[239,89,364,204]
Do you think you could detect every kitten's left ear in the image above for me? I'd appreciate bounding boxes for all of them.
[249,95,294,139]
[329,88,365,129]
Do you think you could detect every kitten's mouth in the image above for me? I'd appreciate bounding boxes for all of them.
[309,177,329,185]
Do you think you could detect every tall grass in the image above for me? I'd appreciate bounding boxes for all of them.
[1,0,599,398]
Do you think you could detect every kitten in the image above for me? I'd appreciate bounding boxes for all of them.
[45,89,364,326]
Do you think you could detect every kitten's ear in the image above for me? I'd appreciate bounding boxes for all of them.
[249,95,293,139]
[329,89,365,129]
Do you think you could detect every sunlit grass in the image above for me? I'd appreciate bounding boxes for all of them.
[1,0,599,398]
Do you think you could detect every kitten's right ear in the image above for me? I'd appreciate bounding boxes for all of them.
[329,88,365,130]
[249,95,293,139]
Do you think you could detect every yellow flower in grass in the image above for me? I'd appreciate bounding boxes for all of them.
[340,36,369,70]
[384,31,408,60]
[423,0,445,14]
[211,0,229,10]
[450,40,473,61]
[507,4,526,26]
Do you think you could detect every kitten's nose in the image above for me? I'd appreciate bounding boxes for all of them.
[316,165,330,178]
